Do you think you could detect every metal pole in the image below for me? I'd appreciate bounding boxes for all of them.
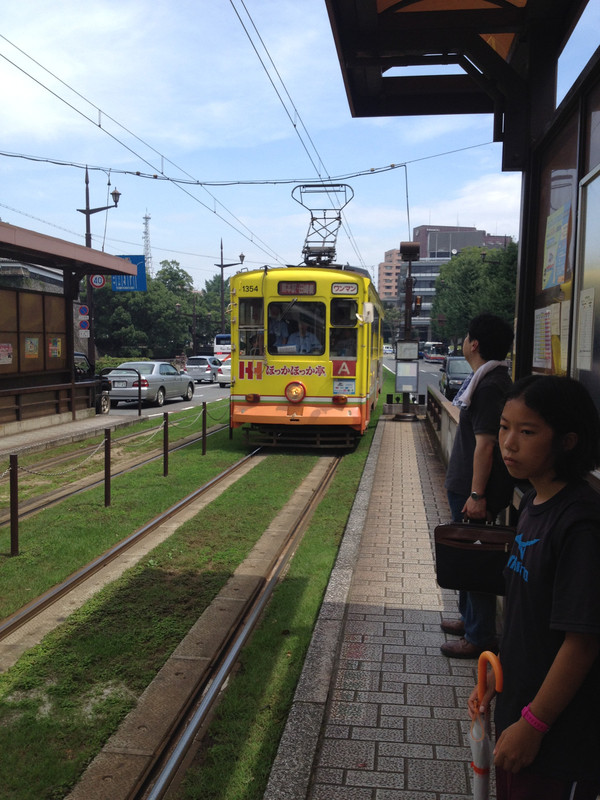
[84,168,94,362]
[10,454,18,556]
[202,402,207,456]
[220,240,225,333]
[104,429,111,507]
[163,412,169,477]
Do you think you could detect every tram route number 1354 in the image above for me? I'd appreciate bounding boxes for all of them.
[240,284,259,293]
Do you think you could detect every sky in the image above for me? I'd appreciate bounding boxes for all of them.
[0,0,599,291]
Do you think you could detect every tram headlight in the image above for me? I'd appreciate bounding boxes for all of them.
[245,393,260,403]
[284,381,306,404]
[332,395,348,405]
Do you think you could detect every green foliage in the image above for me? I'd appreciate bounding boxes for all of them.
[430,243,517,344]
[93,260,224,358]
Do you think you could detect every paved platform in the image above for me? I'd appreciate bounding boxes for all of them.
[264,417,490,800]
[0,413,140,460]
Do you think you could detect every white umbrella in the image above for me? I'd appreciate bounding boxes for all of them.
[469,650,503,800]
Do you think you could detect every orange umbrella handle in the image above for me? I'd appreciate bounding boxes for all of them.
[477,650,503,704]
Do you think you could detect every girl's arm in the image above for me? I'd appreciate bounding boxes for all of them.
[494,631,600,773]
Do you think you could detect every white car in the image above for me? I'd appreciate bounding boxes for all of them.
[383,344,394,355]
[217,360,231,387]
[185,355,221,383]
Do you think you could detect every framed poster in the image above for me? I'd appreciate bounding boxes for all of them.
[573,164,600,409]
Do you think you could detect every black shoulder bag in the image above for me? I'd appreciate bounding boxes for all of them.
[433,521,516,595]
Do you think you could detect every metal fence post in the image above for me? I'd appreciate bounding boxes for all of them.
[202,402,207,456]
[104,429,111,507]
[163,412,169,477]
[10,454,18,556]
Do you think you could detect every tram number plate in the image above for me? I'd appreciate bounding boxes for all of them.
[113,380,127,388]
[333,379,355,394]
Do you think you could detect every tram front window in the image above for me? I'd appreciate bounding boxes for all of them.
[270,301,325,355]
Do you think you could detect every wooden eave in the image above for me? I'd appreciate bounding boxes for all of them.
[0,221,136,277]
[325,0,590,170]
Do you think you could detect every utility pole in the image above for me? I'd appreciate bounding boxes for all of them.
[76,168,121,361]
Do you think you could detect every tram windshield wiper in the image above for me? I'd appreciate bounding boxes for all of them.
[280,299,297,320]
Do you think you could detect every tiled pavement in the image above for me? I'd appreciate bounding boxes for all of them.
[265,417,492,800]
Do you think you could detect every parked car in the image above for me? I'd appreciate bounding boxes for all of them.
[217,360,231,387]
[185,355,221,383]
[383,344,394,355]
[74,351,110,414]
[439,356,472,400]
[107,361,195,407]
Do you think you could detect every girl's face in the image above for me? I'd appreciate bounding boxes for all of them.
[499,397,558,487]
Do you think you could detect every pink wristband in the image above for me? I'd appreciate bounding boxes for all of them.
[521,704,550,733]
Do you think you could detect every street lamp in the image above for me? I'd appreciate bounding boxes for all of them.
[77,167,121,359]
[215,240,244,332]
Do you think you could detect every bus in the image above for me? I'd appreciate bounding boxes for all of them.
[213,333,231,360]
[423,341,447,363]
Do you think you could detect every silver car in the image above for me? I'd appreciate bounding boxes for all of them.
[108,361,195,407]
[186,355,221,383]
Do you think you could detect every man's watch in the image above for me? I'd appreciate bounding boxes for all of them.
[470,491,486,501]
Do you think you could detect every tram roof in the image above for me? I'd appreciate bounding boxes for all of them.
[324,0,590,171]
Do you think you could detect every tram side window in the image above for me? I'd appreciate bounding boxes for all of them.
[371,307,380,356]
[331,299,358,326]
[330,299,358,357]
[275,302,325,355]
[330,327,357,357]
[239,298,264,357]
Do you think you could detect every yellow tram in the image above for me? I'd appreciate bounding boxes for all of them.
[229,264,384,447]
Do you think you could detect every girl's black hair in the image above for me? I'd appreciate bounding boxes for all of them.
[505,375,600,480]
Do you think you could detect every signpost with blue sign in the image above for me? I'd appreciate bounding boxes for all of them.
[113,255,147,292]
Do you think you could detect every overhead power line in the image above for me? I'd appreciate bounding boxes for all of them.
[0,33,286,264]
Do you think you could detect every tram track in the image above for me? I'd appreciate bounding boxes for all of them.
[64,454,342,800]
[0,446,261,646]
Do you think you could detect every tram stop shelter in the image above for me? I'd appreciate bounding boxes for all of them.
[325,0,600,414]
[0,221,136,434]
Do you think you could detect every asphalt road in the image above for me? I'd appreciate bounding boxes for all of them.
[107,381,231,418]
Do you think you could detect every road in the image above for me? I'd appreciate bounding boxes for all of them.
[106,381,231,418]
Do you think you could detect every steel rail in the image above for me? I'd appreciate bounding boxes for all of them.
[140,456,341,800]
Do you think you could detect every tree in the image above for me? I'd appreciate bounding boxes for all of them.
[430,244,517,346]
[93,260,200,357]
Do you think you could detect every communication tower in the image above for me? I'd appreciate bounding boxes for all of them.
[143,211,153,276]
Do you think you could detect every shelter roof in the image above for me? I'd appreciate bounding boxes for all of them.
[325,0,590,169]
[0,221,136,276]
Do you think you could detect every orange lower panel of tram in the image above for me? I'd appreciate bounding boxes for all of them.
[231,400,367,431]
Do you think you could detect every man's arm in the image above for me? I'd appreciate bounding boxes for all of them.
[463,432,496,518]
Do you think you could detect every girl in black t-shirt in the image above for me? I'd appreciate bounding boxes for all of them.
[468,375,600,800]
